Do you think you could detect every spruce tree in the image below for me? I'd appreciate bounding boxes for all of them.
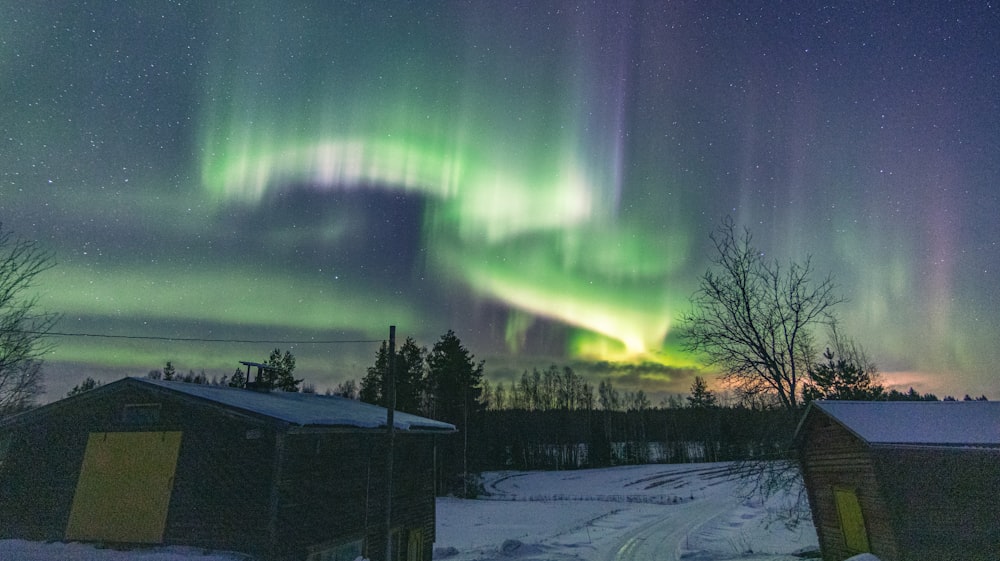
[802,348,884,402]
[360,341,389,405]
[360,337,428,414]
[425,330,483,425]
[162,361,176,381]
[425,330,484,496]
[687,376,718,408]
[67,377,102,397]
[264,348,301,392]
[395,338,428,414]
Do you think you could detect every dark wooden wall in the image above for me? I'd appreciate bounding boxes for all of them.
[0,402,90,540]
[274,431,437,561]
[0,384,276,555]
[798,413,899,561]
[873,447,1000,561]
[801,409,1000,561]
[159,391,275,555]
[0,382,442,561]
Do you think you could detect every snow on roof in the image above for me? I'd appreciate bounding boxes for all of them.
[810,400,1000,447]
[133,378,455,432]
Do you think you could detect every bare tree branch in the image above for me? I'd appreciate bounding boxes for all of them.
[681,217,848,527]
[680,217,843,411]
[0,223,59,416]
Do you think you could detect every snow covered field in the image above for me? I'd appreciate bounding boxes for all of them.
[1,462,819,560]
[436,463,819,561]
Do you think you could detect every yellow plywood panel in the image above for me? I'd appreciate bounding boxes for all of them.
[407,529,424,561]
[65,431,182,543]
[834,487,870,553]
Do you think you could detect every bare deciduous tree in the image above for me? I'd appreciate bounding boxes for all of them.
[680,217,847,528]
[680,216,842,411]
[0,224,58,416]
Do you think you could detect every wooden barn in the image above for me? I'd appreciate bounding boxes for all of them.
[795,400,1000,561]
[0,377,455,561]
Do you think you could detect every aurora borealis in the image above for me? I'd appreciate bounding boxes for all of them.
[3,2,999,399]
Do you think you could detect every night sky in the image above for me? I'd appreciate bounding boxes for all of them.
[3,2,998,400]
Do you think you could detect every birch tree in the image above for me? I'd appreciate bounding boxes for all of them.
[0,224,58,416]
[681,217,842,411]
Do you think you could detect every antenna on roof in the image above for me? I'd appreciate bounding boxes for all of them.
[238,360,279,392]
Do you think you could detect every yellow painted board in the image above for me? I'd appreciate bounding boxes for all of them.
[65,431,182,543]
[834,487,870,553]
[407,529,424,561]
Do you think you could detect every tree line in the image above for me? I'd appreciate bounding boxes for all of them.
[67,349,304,397]
[2,215,991,505]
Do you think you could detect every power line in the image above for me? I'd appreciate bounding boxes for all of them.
[15,330,382,345]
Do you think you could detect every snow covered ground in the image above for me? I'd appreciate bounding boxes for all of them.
[438,462,818,561]
[0,541,250,561]
[1,462,819,561]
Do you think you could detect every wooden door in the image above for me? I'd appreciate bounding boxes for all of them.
[65,431,182,543]
[833,487,870,553]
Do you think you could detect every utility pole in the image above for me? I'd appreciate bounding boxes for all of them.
[384,325,396,561]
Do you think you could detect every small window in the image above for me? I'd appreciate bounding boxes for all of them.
[122,404,161,425]
[833,487,870,553]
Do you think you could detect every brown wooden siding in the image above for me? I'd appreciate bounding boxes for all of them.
[799,414,899,561]
[0,415,88,540]
[273,432,437,561]
[872,447,1000,561]
[0,384,277,554]
[800,407,1000,561]
[160,397,276,555]
[0,381,443,561]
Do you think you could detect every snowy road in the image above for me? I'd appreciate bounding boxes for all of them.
[608,494,731,561]
[605,465,814,561]
[436,463,818,561]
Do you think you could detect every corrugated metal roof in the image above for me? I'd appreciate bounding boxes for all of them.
[809,400,1000,446]
[134,378,456,432]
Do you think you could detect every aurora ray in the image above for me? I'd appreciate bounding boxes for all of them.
[1,1,997,399]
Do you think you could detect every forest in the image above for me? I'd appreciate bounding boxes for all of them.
[64,336,987,499]
[354,334,984,491]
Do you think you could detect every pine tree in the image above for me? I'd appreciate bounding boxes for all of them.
[264,348,301,392]
[360,337,427,413]
[686,376,718,408]
[802,347,884,402]
[162,361,176,381]
[396,338,428,414]
[228,368,246,388]
[425,330,484,496]
[360,341,389,405]
[67,377,102,397]
[425,330,484,425]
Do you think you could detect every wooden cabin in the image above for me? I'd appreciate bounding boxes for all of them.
[795,400,1000,561]
[0,377,455,561]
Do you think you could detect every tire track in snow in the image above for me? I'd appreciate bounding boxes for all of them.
[606,494,732,561]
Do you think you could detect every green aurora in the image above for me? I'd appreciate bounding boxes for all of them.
[2,2,998,399]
